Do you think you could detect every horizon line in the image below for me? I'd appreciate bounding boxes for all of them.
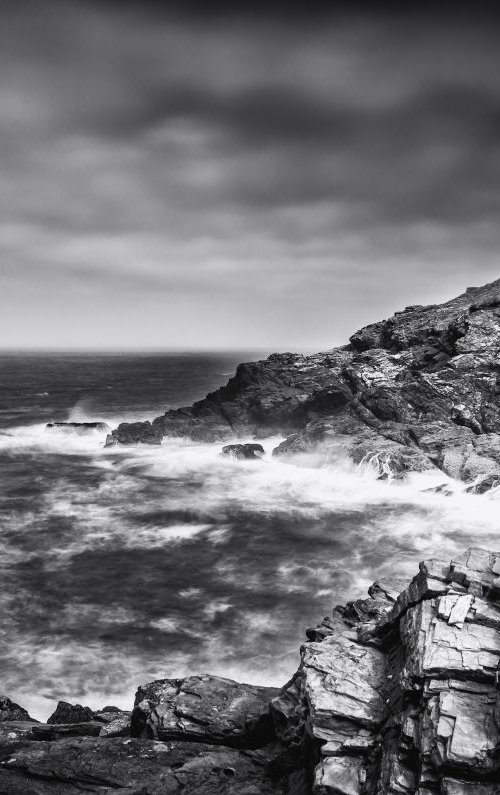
[0,344,326,354]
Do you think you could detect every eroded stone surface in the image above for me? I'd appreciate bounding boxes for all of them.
[131,674,278,748]
[0,736,284,793]
[274,545,500,794]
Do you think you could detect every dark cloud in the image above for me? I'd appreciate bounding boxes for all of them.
[1,1,500,348]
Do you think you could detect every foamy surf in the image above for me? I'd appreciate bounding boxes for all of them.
[1,414,499,723]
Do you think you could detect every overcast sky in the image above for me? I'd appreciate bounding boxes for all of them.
[2,2,500,350]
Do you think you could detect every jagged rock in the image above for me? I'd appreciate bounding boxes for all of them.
[272,546,500,793]
[221,443,265,459]
[0,696,33,723]
[105,278,500,491]
[47,701,95,725]
[46,421,109,432]
[131,675,279,749]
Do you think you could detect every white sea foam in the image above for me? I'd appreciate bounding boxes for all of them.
[3,418,500,721]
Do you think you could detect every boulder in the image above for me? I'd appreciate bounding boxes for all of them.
[131,675,279,748]
[221,443,265,460]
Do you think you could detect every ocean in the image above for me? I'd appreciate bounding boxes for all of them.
[1,351,499,721]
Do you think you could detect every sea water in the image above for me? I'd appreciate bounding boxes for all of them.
[1,351,499,720]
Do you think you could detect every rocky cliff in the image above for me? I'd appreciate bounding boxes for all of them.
[2,547,500,793]
[106,278,500,493]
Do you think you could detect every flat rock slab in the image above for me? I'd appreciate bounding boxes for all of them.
[132,675,279,748]
[0,736,283,794]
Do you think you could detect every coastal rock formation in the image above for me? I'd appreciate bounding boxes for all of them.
[281,546,500,793]
[2,547,500,792]
[105,278,500,492]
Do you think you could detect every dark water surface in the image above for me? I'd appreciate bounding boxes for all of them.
[0,351,498,720]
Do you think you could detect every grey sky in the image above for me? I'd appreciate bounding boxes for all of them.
[2,2,500,350]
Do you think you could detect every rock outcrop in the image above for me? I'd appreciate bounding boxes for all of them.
[0,682,290,793]
[105,278,500,492]
[2,547,500,792]
[276,546,500,793]
[131,675,278,748]
[221,443,266,459]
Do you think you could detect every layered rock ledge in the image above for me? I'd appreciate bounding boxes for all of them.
[106,278,500,493]
[2,546,500,793]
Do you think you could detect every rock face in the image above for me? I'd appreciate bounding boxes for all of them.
[275,546,500,793]
[2,547,500,792]
[105,278,500,492]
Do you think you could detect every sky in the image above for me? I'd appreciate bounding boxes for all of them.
[2,1,500,350]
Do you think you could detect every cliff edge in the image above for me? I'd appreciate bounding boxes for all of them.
[106,278,500,493]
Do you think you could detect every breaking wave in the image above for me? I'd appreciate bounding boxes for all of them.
[1,407,500,721]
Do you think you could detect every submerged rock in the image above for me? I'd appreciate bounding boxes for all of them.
[105,278,500,491]
[221,443,265,459]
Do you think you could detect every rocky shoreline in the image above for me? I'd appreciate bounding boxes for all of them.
[2,546,500,793]
[7,279,500,792]
[106,277,500,495]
